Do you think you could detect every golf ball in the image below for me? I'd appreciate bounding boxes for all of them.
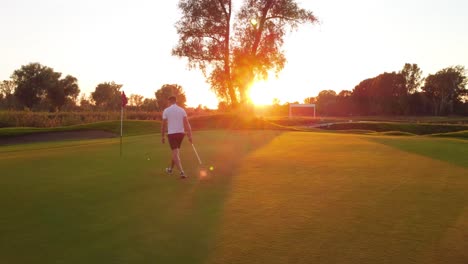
[209,166,214,171]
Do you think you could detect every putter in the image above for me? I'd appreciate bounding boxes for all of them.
[192,143,209,177]
[191,143,202,165]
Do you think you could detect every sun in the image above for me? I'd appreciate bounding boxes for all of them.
[248,79,278,106]
[248,73,313,106]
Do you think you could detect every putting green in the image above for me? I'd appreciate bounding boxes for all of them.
[0,131,466,264]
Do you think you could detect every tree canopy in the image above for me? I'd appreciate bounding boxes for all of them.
[155,84,187,110]
[11,63,80,111]
[422,66,467,115]
[47,75,80,111]
[173,0,317,108]
[91,82,123,110]
[401,63,423,94]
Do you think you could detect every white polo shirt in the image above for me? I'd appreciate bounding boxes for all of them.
[162,104,187,134]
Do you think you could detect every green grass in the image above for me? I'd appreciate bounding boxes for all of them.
[0,130,281,263]
[206,133,468,264]
[370,136,468,168]
[1,131,467,263]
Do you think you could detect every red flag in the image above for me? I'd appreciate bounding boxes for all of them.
[121,91,128,107]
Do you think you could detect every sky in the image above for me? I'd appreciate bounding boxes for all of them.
[1,0,467,108]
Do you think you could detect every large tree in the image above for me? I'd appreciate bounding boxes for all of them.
[155,84,187,111]
[422,66,467,116]
[351,72,406,115]
[352,78,374,115]
[173,0,317,107]
[47,75,80,111]
[316,90,337,116]
[400,63,423,94]
[370,72,406,115]
[12,63,59,109]
[11,63,80,110]
[336,90,353,116]
[91,82,123,110]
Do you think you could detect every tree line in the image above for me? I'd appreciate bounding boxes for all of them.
[1,62,467,116]
[171,1,467,116]
[311,63,468,116]
[0,62,188,112]
[1,0,317,113]
[3,1,466,116]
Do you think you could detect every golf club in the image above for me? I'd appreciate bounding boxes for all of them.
[192,143,211,178]
[191,143,202,165]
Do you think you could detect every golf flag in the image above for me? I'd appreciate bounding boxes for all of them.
[120,91,127,157]
[121,91,128,107]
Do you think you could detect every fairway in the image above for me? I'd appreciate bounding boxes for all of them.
[0,131,467,264]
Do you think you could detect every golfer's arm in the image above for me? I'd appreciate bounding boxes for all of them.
[161,119,167,138]
[183,117,192,138]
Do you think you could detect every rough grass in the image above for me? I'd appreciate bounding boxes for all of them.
[430,130,468,140]
[2,116,468,144]
[321,122,468,135]
[0,115,280,139]
[330,129,376,134]
[0,110,162,128]
[1,131,467,264]
[1,112,468,137]
[372,131,417,136]
[0,120,161,138]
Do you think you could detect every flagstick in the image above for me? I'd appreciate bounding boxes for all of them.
[120,106,123,157]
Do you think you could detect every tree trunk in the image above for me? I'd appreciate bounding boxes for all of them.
[222,0,237,108]
[228,87,238,108]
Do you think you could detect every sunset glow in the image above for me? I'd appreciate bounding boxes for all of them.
[248,80,275,106]
[248,72,315,106]
[0,0,467,109]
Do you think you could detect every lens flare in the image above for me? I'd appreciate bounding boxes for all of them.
[199,169,208,178]
[250,18,258,26]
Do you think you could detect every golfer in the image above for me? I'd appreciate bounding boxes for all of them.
[161,96,193,178]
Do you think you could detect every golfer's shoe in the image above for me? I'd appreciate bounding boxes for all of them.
[165,168,173,174]
[180,172,187,179]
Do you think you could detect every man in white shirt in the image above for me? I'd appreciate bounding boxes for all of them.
[161,96,193,178]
